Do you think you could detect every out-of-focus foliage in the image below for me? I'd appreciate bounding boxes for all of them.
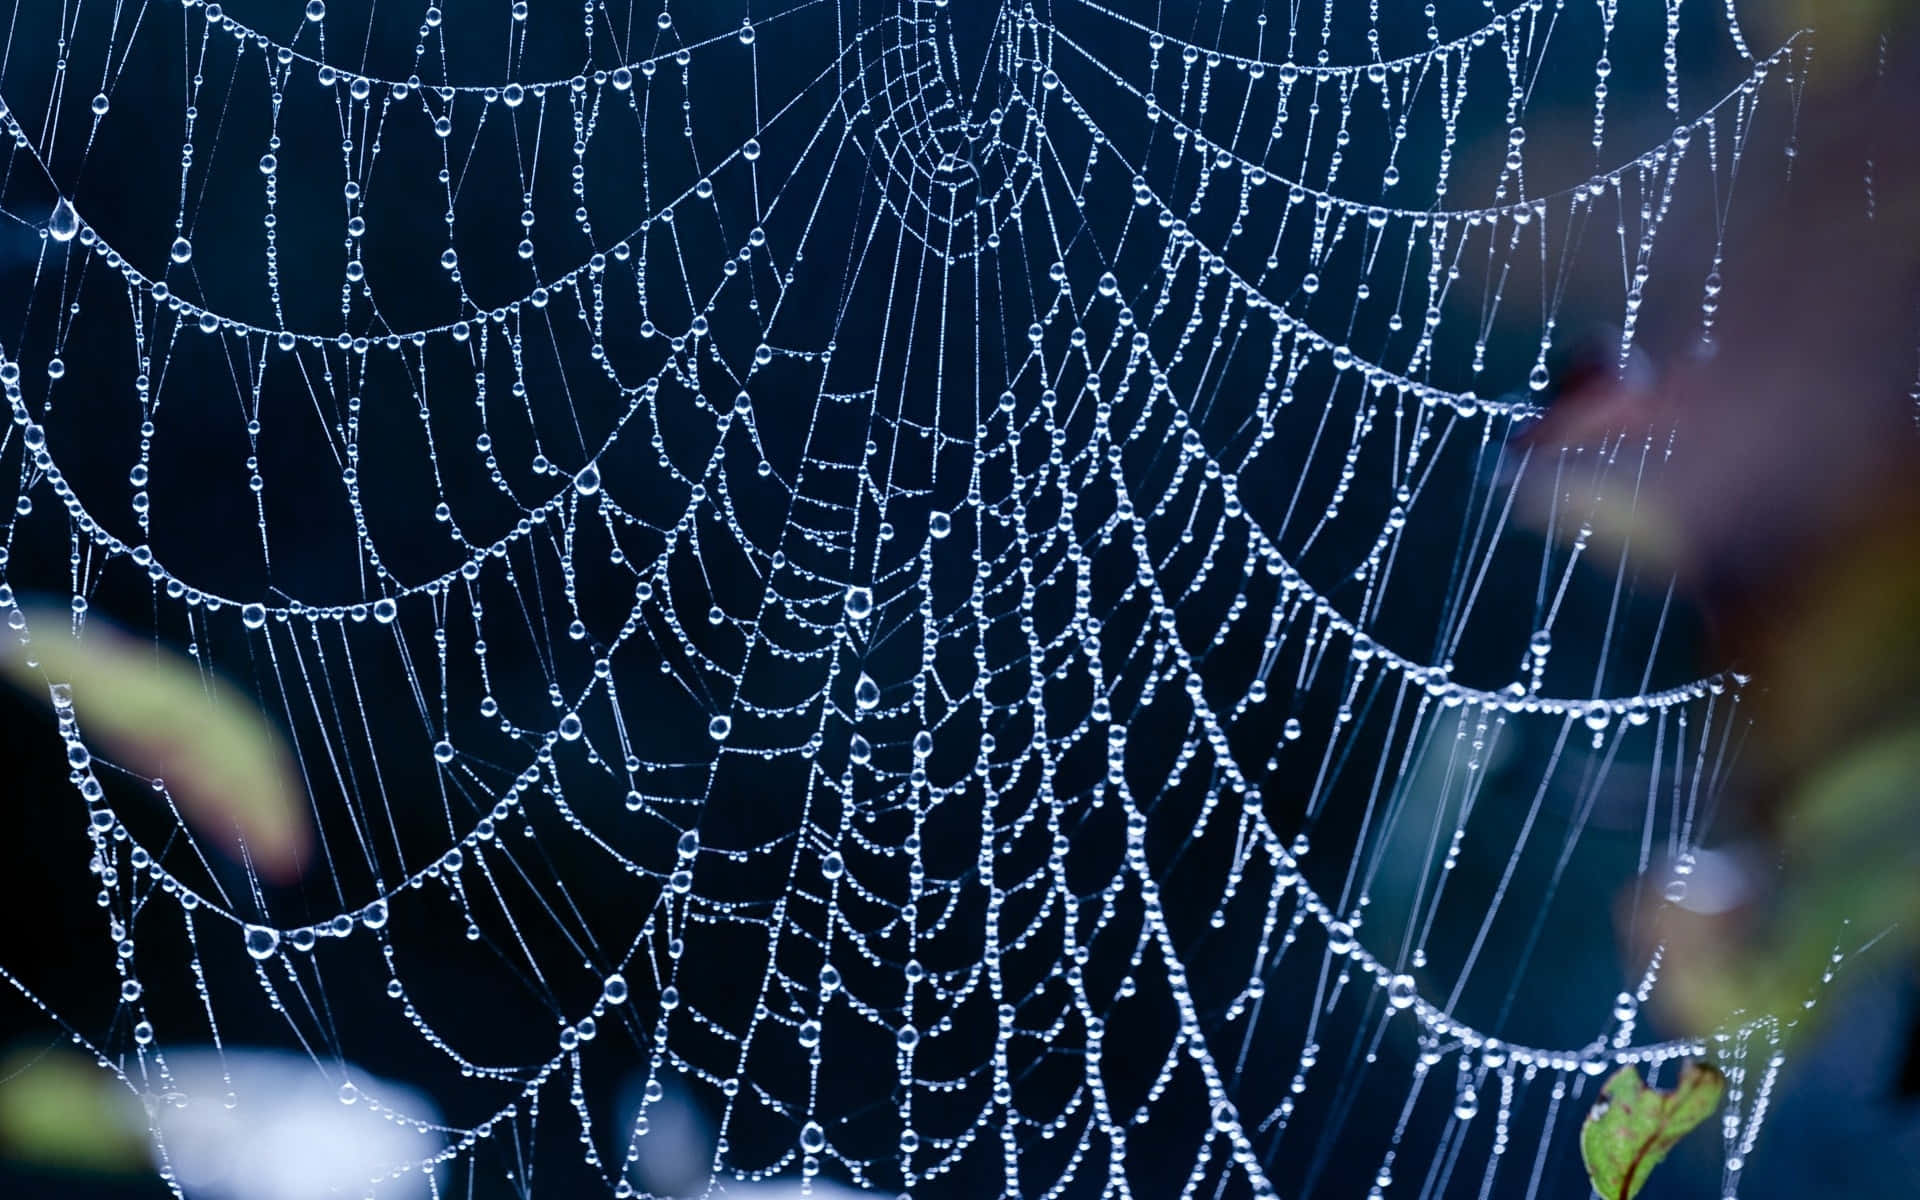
[1,1045,448,1198]
[1581,1063,1727,1200]
[0,1047,145,1173]
[1521,3,1920,1042]
[0,604,311,883]
[1772,0,1912,71]
[1654,729,1920,1030]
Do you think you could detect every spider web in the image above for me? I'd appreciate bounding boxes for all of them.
[0,0,1819,1197]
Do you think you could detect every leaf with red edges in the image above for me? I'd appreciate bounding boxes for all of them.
[1581,1062,1725,1200]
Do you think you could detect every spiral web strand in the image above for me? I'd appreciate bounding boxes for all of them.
[0,1,1817,1197]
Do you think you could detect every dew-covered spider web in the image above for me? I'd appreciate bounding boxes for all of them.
[0,0,1837,1197]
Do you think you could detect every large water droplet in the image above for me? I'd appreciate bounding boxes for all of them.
[48,198,79,243]
[844,586,873,620]
[243,924,281,960]
[854,673,880,711]
[169,236,193,264]
[574,462,602,496]
[1326,921,1356,955]
[799,1120,826,1154]
[1387,974,1417,1009]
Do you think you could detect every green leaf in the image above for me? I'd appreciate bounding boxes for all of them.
[0,603,311,883]
[0,1047,147,1172]
[1581,1062,1725,1200]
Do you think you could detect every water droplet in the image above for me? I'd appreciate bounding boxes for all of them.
[603,973,629,1004]
[800,1121,826,1154]
[48,198,79,243]
[1453,1087,1479,1120]
[169,236,193,264]
[1387,974,1417,1009]
[708,715,732,741]
[844,586,872,620]
[854,674,880,711]
[241,603,267,630]
[849,734,871,764]
[574,462,602,496]
[895,1024,919,1051]
[243,924,280,959]
[928,510,951,538]
[305,0,326,20]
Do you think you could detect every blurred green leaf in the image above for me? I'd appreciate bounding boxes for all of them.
[0,1047,146,1173]
[1581,1062,1724,1200]
[1649,723,1920,1034]
[0,603,311,882]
